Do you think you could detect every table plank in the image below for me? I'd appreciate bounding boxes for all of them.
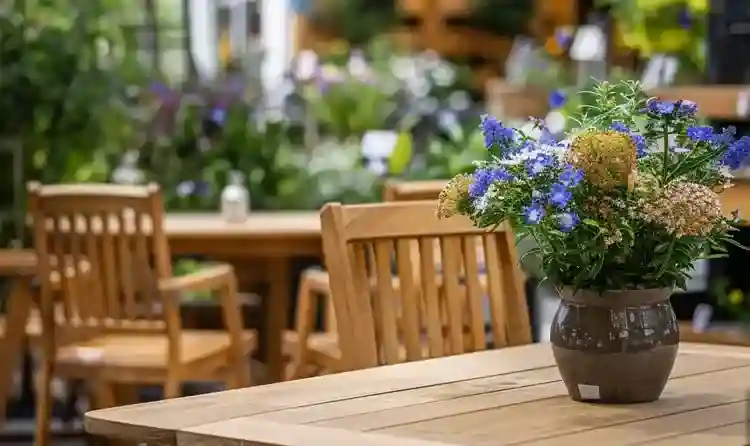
[85,343,750,446]
[648,422,745,445]
[84,345,555,441]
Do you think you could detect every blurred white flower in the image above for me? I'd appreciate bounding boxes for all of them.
[432,62,456,87]
[295,50,318,81]
[407,77,430,98]
[347,51,370,79]
[389,56,418,81]
[545,110,567,134]
[418,96,440,115]
[447,90,471,111]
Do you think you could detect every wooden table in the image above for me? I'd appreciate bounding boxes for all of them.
[85,342,750,445]
[165,212,322,382]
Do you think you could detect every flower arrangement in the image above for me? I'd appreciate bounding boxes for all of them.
[438,80,748,291]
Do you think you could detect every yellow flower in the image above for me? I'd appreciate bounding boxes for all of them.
[654,29,691,53]
[568,130,636,189]
[437,174,471,219]
[688,0,707,13]
[635,0,676,13]
[728,289,744,306]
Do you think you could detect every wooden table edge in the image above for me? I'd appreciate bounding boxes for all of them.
[83,342,750,443]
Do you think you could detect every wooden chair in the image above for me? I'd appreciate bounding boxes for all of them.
[283,180,451,379]
[27,183,255,446]
[321,200,531,370]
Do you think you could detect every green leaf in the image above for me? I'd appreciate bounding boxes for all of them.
[388,132,413,175]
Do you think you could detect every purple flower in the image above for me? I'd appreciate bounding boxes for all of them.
[678,7,692,29]
[526,154,554,177]
[548,90,567,109]
[558,212,579,232]
[559,166,583,187]
[678,100,698,117]
[480,115,515,150]
[549,183,572,208]
[469,167,512,198]
[555,29,573,48]
[523,204,545,224]
[722,136,750,169]
[687,125,714,142]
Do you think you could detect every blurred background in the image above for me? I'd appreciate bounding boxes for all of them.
[2,0,750,443]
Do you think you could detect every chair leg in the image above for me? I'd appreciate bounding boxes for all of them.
[33,355,54,446]
[163,376,181,399]
[287,272,320,381]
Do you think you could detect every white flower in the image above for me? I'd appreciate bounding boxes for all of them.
[432,63,456,87]
[545,110,567,134]
[447,90,471,111]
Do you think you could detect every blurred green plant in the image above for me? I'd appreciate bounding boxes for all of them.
[307,0,397,46]
[173,258,213,301]
[598,0,707,76]
[0,0,146,246]
[409,118,487,180]
[468,0,533,37]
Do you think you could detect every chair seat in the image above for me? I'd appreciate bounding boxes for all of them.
[55,329,256,382]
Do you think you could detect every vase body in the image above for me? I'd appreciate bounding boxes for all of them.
[550,288,679,404]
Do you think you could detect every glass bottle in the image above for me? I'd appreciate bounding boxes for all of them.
[112,150,144,185]
[221,170,250,223]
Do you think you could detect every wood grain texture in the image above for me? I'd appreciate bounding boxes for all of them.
[85,342,750,446]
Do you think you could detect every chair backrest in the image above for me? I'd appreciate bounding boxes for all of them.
[382,179,448,202]
[320,200,531,371]
[27,183,173,333]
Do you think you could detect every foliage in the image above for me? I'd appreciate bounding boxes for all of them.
[438,80,748,292]
[308,0,397,46]
[173,258,212,300]
[468,0,534,37]
[409,117,488,180]
[598,0,707,73]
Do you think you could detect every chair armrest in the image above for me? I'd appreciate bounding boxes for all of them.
[158,264,235,294]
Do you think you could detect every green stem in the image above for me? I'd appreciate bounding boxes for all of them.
[661,120,670,185]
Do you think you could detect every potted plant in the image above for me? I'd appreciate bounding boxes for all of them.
[437,80,748,403]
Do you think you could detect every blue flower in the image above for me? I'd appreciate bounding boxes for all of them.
[480,115,515,150]
[559,166,583,187]
[712,126,736,146]
[523,204,545,224]
[646,100,674,116]
[645,99,697,118]
[687,125,714,142]
[548,90,567,109]
[678,7,692,30]
[610,122,648,158]
[632,134,648,158]
[526,154,554,177]
[558,212,579,232]
[722,136,750,169]
[210,108,227,125]
[549,183,572,209]
[610,122,629,133]
[469,167,512,198]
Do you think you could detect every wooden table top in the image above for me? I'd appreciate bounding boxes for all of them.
[85,342,750,446]
[164,212,321,239]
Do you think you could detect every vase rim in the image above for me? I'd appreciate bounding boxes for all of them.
[558,287,672,307]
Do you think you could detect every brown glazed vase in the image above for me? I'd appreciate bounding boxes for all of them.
[550,288,679,404]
